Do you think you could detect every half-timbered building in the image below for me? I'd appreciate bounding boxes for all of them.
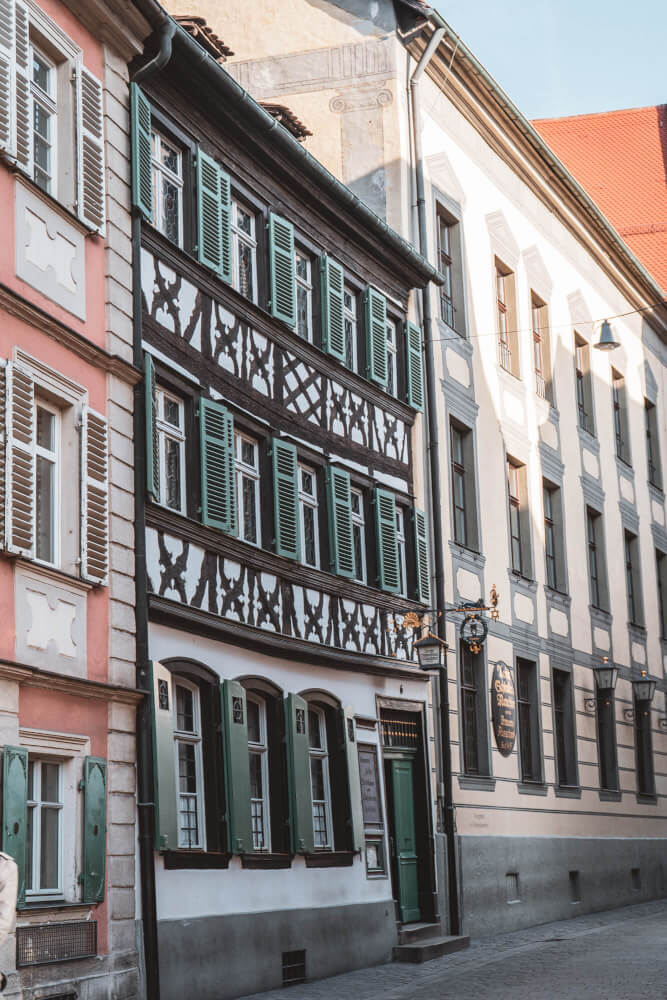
[130,14,442,999]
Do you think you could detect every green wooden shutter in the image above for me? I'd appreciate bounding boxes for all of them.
[320,255,346,363]
[364,287,388,387]
[269,213,296,328]
[340,708,364,852]
[2,745,27,905]
[220,680,253,854]
[200,397,236,534]
[406,321,425,412]
[374,488,400,593]
[325,466,354,578]
[145,353,159,499]
[219,170,232,285]
[197,150,223,273]
[272,438,299,560]
[150,661,178,851]
[130,83,152,220]
[81,756,107,903]
[413,507,431,604]
[284,694,314,855]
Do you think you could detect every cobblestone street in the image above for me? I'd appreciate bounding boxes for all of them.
[240,900,667,1000]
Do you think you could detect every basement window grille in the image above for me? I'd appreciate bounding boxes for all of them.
[505,872,520,903]
[381,715,419,749]
[282,950,306,986]
[16,921,97,967]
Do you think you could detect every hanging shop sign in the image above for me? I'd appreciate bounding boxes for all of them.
[491,661,516,757]
[459,612,488,655]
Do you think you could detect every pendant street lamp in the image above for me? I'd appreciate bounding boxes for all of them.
[592,657,619,692]
[414,631,448,672]
[632,670,657,704]
[593,319,620,351]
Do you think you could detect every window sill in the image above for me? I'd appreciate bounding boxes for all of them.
[498,364,522,383]
[636,792,657,805]
[18,901,91,916]
[518,781,548,796]
[598,788,622,802]
[616,455,634,475]
[12,169,101,237]
[162,850,231,870]
[241,852,292,869]
[628,622,647,636]
[304,851,355,868]
[14,557,93,593]
[554,785,581,799]
[589,604,611,622]
[457,775,495,791]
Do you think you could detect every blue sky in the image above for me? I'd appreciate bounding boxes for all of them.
[435,0,666,120]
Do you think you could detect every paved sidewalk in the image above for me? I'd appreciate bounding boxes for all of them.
[240,899,667,1000]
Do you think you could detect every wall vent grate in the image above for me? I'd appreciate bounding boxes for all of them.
[282,949,306,986]
[17,921,96,967]
[505,872,520,903]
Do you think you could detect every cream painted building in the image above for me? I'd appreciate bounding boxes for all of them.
[165,0,667,936]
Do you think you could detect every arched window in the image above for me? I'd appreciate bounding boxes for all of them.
[173,676,205,849]
[307,706,333,850]
[247,695,271,851]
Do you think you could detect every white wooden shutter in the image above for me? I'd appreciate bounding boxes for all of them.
[0,0,15,155]
[0,360,7,548]
[5,361,34,557]
[76,64,105,232]
[80,405,108,584]
[13,0,29,174]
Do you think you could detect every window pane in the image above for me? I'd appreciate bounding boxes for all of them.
[36,407,55,450]
[32,54,50,91]
[241,440,255,467]
[33,103,50,142]
[35,455,54,563]
[41,762,59,802]
[242,475,258,544]
[296,284,309,339]
[163,180,180,243]
[313,802,328,848]
[310,757,325,802]
[249,751,263,799]
[353,523,365,582]
[308,710,322,750]
[26,805,34,891]
[163,397,180,428]
[178,794,199,848]
[296,254,309,281]
[161,143,180,175]
[303,505,317,567]
[176,686,194,732]
[165,437,182,511]
[238,242,254,300]
[178,742,197,793]
[247,700,260,744]
[236,206,253,236]
[40,806,59,889]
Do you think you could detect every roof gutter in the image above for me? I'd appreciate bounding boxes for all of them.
[421,9,667,328]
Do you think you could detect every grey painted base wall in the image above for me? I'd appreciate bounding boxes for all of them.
[454,835,667,937]
[157,900,396,1000]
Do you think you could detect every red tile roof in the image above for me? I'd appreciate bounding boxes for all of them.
[533,105,667,293]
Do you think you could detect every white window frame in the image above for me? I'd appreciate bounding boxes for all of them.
[173,677,206,850]
[156,387,186,514]
[231,199,258,303]
[308,707,333,851]
[385,319,398,397]
[351,487,367,584]
[235,431,261,546]
[34,398,60,569]
[247,695,271,852]
[396,506,407,597]
[150,129,184,247]
[298,463,320,569]
[26,757,63,900]
[295,250,313,342]
[29,42,57,195]
[343,286,358,372]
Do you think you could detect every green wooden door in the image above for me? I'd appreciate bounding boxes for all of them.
[390,759,421,923]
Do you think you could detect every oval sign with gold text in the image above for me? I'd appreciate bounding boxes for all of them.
[491,662,516,757]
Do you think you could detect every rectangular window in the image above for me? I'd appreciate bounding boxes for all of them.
[460,648,488,776]
[624,531,644,626]
[30,44,57,194]
[451,424,467,546]
[657,549,667,639]
[26,759,62,897]
[34,401,59,566]
[351,488,367,584]
[235,432,260,546]
[150,129,183,246]
[574,334,594,435]
[507,459,531,578]
[438,215,455,329]
[496,261,519,376]
[553,668,577,788]
[231,200,257,303]
[156,388,186,513]
[295,251,313,342]
[308,709,333,850]
[298,464,320,569]
[543,481,565,593]
[645,400,662,490]
[173,680,205,849]
[396,506,407,597]
[517,659,541,783]
[634,698,655,797]
[596,691,618,792]
[343,287,358,372]
[247,697,271,851]
[386,320,398,397]
[612,369,631,465]
[531,293,552,402]
[586,507,608,611]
